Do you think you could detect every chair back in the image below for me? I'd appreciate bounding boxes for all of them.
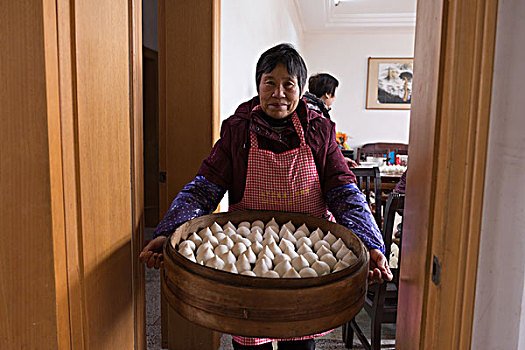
[351,167,382,226]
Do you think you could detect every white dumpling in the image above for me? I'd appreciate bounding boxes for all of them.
[268,241,282,256]
[291,255,309,271]
[279,226,291,240]
[303,251,319,266]
[251,220,265,229]
[283,220,296,233]
[223,227,237,237]
[219,236,234,250]
[214,244,229,256]
[196,246,215,264]
[240,247,256,264]
[256,254,273,270]
[198,227,213,240]
[331,238,344,254]
[252,259,269,276]
[282,230,297,244]
[283,268,301,278]
[237,226,251,237]
[296,236,313,248]
[238,221,251,229]
[333,260,350,272]
[316,245,333,258]
[235,254,251,273]
[214,231,226,242]
[188,232,203,247]
[273,253,291,266]
[196,241,213,256]
[258,246,275,260]
[206,256,225,270]
[229,233,243,243]
[210,222,223,234]
[178,245,194,259]
[314,240,330,252]
[250,226,263,234]
[240,270,256,277]
[299,267,318,278]
[293,230,308,240]
[296,224,310,235]
[324,232,337,245]
[263,227,279,242]
[263,270,280,278]
[311,261,330,276]
[247,230,263,243]
[223,221,236,231]
[274,260,293,277]
[342,250,358,265]
[223,263,238,274]
[202,235,219,248]
[311,228,325,240]
[251,241,264,255]
[239,237,252,247]
[278,238,295,253]
[297,243,313,255]
[336,245,351,260]
[219,251,236,265]
[231,242,247,257]
[284,246,299,259]
[320,254,338,270]
[265,217,279,230]
[179,240,196,251]
[309,230,322,245]
[261,234,276,247]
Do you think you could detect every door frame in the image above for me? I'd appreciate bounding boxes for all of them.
[396,0,498,348]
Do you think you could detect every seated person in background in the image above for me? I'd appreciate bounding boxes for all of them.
[304,73,357,168]
[303,73,339,120]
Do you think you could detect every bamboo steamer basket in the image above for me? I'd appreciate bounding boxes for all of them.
[162,210,369,338]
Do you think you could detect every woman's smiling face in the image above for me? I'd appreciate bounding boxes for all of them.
[258,63,300,120]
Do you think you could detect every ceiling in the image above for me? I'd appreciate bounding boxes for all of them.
[292,0,417,33]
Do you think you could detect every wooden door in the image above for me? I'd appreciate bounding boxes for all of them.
[396,0,498,348]
[158,0,221,348]
[0,0,144,349]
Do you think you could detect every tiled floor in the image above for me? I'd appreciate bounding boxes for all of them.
[145,266,395,350]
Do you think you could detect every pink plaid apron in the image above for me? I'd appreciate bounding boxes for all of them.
[229,107,333,346]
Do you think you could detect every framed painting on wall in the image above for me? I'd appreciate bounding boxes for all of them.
[366,57,413,110]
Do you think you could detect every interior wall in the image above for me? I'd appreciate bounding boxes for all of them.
[472,0,525,348]
[301,32,414,150]
[220,0,302,122]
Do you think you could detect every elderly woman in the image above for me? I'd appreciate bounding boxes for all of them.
[140,43,392,350]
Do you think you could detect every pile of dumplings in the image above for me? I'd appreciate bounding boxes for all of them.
[174,218,358,278]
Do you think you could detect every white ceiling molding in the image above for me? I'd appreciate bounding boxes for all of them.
[293,0,416,33]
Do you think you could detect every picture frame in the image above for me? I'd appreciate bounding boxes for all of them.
[366,57,413,110]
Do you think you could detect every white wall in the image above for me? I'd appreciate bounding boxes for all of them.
[471,0,525,349]
[220,0,303,122]
[302,33,414,150]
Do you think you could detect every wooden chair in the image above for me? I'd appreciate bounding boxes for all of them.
[342,193,405,350]
[351,167,382,227]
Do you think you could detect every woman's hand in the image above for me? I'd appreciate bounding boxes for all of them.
[368,248,393,284]
[139,236,167,269]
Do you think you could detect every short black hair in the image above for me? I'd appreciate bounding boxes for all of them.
[255,43,307,94]
[308,73,339,98]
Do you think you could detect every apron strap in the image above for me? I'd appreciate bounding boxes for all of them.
[249,108,306,149]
